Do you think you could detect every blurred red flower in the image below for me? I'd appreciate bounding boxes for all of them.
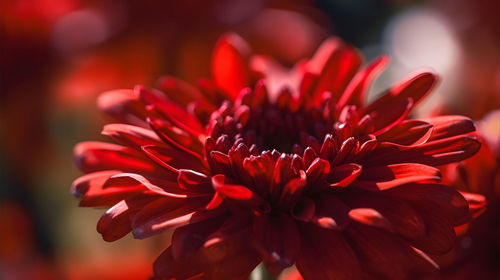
[72,34,485,279]
[432,110,499,280]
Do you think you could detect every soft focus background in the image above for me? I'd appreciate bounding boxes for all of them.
[1,0,499,279]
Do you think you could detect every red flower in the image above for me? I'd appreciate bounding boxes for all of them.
[72,34,485,279]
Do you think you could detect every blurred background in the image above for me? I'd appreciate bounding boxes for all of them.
[0,0,499,279]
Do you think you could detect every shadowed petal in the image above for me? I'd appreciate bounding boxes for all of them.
[253,214,300,274]
[345,225,438,279]
[340,191,427,240]
[296,225,362,280]
[96,89,148,127]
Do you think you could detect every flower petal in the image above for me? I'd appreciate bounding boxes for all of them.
[337,55,389,108]
[311,41,362,103]
[156,76,205,107]
[311,194,351,230]
[460,191,487,219]
[96,89,148,127]
[340,191,427,240]
[72,170,150,207]
[147,115,204,157]
[354,163,441,191]
[153,247,205,279]
[70,170,121,197]
[106,172,207,198]
[131,198,214,239]
[376,119,433,146]
[385,183,469,225]
[101,124,161,149]
[253,214,300,274]
[142,145,207,173]
[368,135,481,166]
[348,208,392,231]
[345,225,438,279]
[211,33,250,100]
[424,115,476,141]
[368,97,414,135]
[366,71,438,112]
[329,163,362,188]
[138,85,205,135]
[74,141,161,175]
[384,183,466,253]
[171,215,228,261]
[306,158,330,188]
[296,225,362,280]
[97,196,154,242]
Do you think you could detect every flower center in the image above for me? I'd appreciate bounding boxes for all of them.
[207,99,330,155]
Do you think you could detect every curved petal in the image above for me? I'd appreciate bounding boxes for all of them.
[354,163,441,191]
[369,97,414,135]
[376,119,433,146]
[311,42,363,103]
[131,198,214,239]
[138,85,205,135]
[424,115,476,141]
[97,196,154,242]
[460,191,487,219]
[329,163,362,188]
[72,170,148,207]
[367,135,481,166]
[211,33,250,100]
[348,208,392,231]
[70,170,121,197]
[102,123,161,149]
[142,145,207,173]
[96,89,148,127]
[106,172,209,198]
[306,158,330,188]
[337,55,389,108]
[366,71,438,112]
[74,141,161,175]
[156,76,205,107]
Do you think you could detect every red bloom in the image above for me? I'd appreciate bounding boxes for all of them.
[72,34,485,279]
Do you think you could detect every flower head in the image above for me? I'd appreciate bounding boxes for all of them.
[72,34,485,279]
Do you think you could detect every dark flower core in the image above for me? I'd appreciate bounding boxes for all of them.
[208,89,333,155]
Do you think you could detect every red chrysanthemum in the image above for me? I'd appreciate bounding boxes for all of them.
[72,34,486,279]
